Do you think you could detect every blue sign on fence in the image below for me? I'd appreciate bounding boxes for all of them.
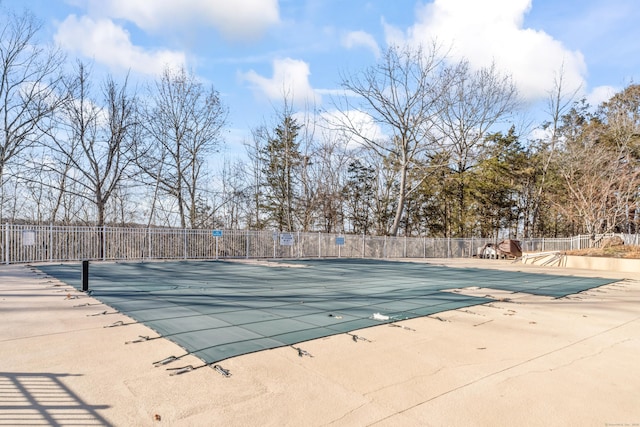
[335,236,345,246]
[212,230,223,237]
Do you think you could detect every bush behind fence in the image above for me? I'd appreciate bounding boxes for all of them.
[1,224,638,265]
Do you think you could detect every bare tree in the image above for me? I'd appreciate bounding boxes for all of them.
[333,43,450,235]
[594,84,640,234]
[295,109,318,232]
[0,7,65,219]
[527,64,581,237]
[200,158,250,230]
[551,85,640,238]
[139,66,227,228]
[557,126,639,236]
[434,60,519,236]
[343,156,376,234]
[312,135,352,233]
[45,62,138,229]
[244,130,266,229]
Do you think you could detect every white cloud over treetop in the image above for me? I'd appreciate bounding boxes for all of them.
[587,85,616,108]
[55,15,186,75]
[241,58,321,107]
[386,0,587,101]
[342,31,380,58]
[319,109,385,150]
[73,0,280,41]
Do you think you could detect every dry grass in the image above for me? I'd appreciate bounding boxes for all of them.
[564,245,640,259]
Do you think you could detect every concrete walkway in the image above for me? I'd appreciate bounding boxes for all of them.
[1,260,639,426]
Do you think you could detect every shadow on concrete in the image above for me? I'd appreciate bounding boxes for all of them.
[0,372,111,426]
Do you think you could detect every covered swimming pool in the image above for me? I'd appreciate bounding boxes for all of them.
[37,259,617,366]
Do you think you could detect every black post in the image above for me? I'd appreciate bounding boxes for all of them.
[82,260,89,292]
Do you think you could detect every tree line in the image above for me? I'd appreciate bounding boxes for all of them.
[1,8,639,238]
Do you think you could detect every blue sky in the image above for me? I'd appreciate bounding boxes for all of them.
[3,0,640,157]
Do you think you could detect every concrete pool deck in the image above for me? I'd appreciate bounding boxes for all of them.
[1,258,639,426]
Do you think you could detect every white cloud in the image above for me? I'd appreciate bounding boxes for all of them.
[527,126,552,143]
[342,31,381,58]
[55,15,185,75]
[319,109,386,150]
[386,0,587,102]
[74,0,280,41]
[586,85,616,107]
[241,58,321,108]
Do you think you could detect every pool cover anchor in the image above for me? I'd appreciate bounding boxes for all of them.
[125,335,151,344]
[292,346,313,358]
[428,315,450,322]
[47,282,65,288]
[73,302,103,308]
[389,323,416,331]
[348,333,371,343]
[87,310,118,317]
[104,320,124,328]
[167,365,194,376]
[211,364,232,377]
[164,363,232,377]
[153,355,181,367]
[105,319,139,328]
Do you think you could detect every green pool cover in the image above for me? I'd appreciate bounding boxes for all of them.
[37,259,617,365]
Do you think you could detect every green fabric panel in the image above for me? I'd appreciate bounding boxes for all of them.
[38,259,618,365]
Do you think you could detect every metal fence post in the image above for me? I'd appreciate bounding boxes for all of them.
[102,225,107,261]
[4,223,8,265]
[184,228,187,259]
[404,235,407,258]
[383,235,387,259]
[423,236,426,258]
[49,223,53,262]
